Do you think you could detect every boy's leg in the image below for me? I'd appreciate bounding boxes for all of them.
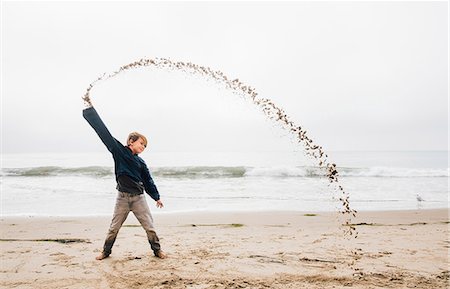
[99,192,130,259]
[130,194,163,256]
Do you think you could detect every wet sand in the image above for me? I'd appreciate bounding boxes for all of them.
[0,209,448,288]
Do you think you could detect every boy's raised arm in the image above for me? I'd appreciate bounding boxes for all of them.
[83,106,119,153]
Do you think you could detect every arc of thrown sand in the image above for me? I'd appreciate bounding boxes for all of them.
[82,57,358,237]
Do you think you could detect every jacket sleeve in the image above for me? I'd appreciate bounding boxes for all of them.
[141,165,160,201]
[82,107,119,153]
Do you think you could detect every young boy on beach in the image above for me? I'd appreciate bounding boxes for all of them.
[82,105,167,260]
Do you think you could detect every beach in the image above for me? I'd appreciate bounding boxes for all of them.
[0,209,448,288]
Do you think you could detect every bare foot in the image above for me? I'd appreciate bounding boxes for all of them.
[95,252,110,260]
[155,250,167,259]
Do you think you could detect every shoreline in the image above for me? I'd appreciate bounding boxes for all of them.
[2,207,448,218]
[1,209,448,288]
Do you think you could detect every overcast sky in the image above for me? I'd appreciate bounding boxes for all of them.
[2,1,448,154]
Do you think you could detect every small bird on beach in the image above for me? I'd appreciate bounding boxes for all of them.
[416,194,425,202]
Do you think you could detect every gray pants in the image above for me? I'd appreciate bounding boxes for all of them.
[102,191,161,256]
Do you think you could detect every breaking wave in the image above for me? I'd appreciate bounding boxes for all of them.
[1,166,448,178]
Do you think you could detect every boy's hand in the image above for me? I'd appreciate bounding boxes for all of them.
[156,200,164,208]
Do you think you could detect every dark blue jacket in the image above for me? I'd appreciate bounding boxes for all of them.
[82,107,160,201]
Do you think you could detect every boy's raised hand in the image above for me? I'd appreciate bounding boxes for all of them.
[156,200,164,208]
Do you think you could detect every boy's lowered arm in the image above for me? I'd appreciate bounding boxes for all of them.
[142,166,160,201]
[83,107,119,153]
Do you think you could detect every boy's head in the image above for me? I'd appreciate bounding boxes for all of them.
[127,132,148,155]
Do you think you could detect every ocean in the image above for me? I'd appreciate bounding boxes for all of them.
[1,151,448,216]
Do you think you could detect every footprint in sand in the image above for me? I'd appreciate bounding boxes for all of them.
[312,238,325,244]
[190,249,229,259]
[365,251,393,258]
[50,252,75,264]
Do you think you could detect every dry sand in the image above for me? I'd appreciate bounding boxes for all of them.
[0,209,448,288]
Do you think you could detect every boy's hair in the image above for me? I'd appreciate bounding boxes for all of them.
[127,132,148,146]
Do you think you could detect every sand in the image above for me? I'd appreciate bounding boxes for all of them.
[0,209,448,289]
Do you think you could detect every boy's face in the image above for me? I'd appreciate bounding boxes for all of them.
[129,137,147,155]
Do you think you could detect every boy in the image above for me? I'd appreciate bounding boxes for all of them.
[82,105,167,260]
